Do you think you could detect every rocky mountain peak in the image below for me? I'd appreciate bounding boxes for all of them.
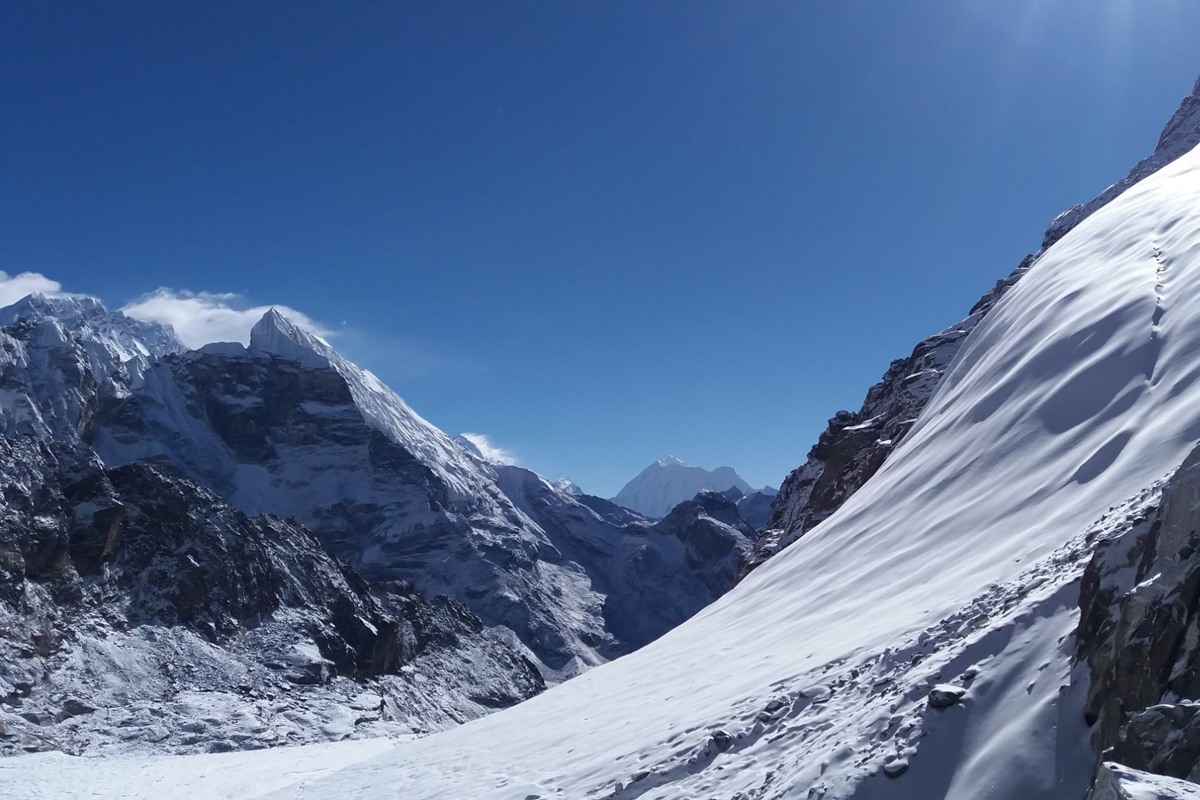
[1043,76,1200,250]
[248,307,333,369]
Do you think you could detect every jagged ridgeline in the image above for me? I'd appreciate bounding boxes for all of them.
[0,293,757,754]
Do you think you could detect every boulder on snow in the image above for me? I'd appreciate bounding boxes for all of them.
[710,729,734,752]
[1087,761,1200,800]
[56,699,97,721]
[928,684,966,708]
[883,757,910,778]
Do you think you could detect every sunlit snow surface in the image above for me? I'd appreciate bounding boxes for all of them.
[14,145,1200,798]
[1,739,396,800]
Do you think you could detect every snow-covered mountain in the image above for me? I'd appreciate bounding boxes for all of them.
[22,74,1200,800]
[0,437,544,757]
[0,289,748,743]
[87,308,755,673]
[550,477,582,497]
[743,75,1200,579]
[613,456,755,518]
[0,294,185,441]
[94,74,1200,800]
[733,485,777,531]
[8,73,1200,800]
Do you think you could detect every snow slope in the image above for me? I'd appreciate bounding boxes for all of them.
[0,739,395,800]
[204,134,1200,798]
[614,456,754,518]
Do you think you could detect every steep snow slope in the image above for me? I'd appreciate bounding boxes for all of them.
[750,76,1200,578]
[614,457,754,518]
[205,135,1200,798]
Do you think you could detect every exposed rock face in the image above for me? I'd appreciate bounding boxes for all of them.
[0,297,753,680]
[1089,762,1200,800]
[0,436,542,755]
[745,76,1200,579]
[1077,444,1200,793]
[734,487,777,532]
[491,467,756,665]
[741,266,1024,575]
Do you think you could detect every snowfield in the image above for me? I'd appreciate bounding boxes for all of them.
[1,738,396,800]
[11,128,1200,800]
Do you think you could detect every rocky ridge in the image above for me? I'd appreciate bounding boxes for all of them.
[0,291,759,756]
[744,75,1200,579]
[0,436,542,756]
[1076,442,1200,796]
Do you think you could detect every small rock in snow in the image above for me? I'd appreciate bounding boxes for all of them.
[928,684,967,708]
[711,729,734,752]
[883,757,910,778]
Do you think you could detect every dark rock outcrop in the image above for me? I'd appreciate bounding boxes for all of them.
[0,435,542,755]
[1077,444,1200,795]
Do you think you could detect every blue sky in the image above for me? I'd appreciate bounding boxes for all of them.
[3,1,1199,496]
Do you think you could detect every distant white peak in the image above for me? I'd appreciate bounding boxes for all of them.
[615,457,755,518]
[0,292,102,323]
[249,308,335,369]
[0,292,184,372]
[552,478,583,497]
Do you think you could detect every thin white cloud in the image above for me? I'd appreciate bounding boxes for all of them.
[459,432,517,466]
[0,271,68,307]
[122,288,331,349]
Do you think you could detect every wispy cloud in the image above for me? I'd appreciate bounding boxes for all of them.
[1,272,473,384]
[0,271,68,307]
[459,432,517,465]
[122,288,330,349]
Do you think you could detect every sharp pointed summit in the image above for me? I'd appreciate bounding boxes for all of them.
[249,307,333,369]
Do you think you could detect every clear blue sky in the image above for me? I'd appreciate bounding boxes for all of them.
[3,2,1199,496]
